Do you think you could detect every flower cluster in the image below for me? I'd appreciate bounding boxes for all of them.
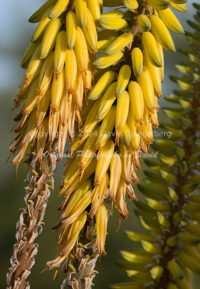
[45,0,188,279]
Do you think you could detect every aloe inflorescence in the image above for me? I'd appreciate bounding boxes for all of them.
[112,4,200,289]
[45,0,188,287]
[8,0,189,288]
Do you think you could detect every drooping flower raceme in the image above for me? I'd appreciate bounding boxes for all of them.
[45,0,188,282]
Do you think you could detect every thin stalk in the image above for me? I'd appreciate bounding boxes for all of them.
[62,223,98,289]
[7,152,56,289]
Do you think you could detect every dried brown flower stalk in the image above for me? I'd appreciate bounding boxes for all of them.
[7,152,56,289]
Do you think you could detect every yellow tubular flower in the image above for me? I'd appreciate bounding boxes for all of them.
[97,82,117,121]
[95,139,115,185]
[49,0,70,19]
[138,67,155,111]
[105,33,133,55]
[95,106,116,150]
[116,65,131,97]
[142,31,162,67]
[124,0,138,10]
[20,45,42,90]
[86,0,101,22]
[66,11,77,50]
[94,51,123,69]
[98,16,128,30]
[79,130,98,175]
[88,71,116,100]
[96,205,108,255]
[83,8,98,52]
[137,14,151,32]
[37,53,54,104]
[54,30,67,77]
[65,49,77,93]
[40,18,61,59]
[74,27,89,73]
[131,47,143,77]
[110,153,122,201]
[51,68,65,113]
[90,173,109,218]
[115,91,130,144]
[150,15,176,52]
[20,42,37,69]
[157,8,184,34]
[75,0,87,28]
[32,7,51,42]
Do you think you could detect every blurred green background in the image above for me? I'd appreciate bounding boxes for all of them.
[0,1,199,289]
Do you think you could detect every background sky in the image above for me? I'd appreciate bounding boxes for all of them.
[0,1,198,289]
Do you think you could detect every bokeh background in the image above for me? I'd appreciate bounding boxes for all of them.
[0,1,198,288]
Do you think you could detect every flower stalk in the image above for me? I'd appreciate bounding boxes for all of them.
[61,223,98,289]
[7,152,56,289]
